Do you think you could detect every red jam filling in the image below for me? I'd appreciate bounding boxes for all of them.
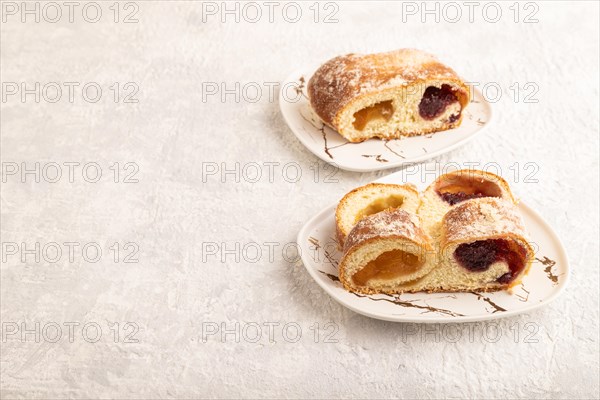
[439,191,486,205]
[418,84,460,120]
[453,239,527,284]
[435,173,503,206]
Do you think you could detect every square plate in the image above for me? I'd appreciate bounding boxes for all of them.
[280,66,493,172]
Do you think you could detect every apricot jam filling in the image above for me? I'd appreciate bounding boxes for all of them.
[418,84,460,120]
[355,195,404,222]
[353,100,394,131]
[453,239,527,283]
[352,249,422,286]
[435,174,502,206]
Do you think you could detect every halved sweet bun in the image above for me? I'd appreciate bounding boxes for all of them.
[335,183,420,248]
[339,209,434,295]
[356,198,534,294]
[308,49,471,143]
[419,169,516,238]
[333,171,533,295]
[438,198,534,291]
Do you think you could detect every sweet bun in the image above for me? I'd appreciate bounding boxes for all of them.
[419,169,516,238]
[308,49,470,143]
[333,170,533,294]
[335,183,420,248]
[339,209,434,295]
[437,197,534,290]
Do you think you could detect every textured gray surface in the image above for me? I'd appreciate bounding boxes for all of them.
[1,2,599,399]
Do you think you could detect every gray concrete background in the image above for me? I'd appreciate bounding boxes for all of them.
[1,1,599,398]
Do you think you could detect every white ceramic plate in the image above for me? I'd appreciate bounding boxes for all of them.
[280,66,493,172]
[297,170,569,323]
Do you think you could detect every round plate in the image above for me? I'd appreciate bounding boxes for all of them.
[280,66,493,172]
[296,170,569,323]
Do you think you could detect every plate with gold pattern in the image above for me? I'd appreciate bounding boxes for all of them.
[280,66,493,172]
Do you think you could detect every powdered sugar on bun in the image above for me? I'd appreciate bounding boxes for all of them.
[441,198,527,245]
[343,208,430,252]
[307,49,471,142]
[335,171,535,294]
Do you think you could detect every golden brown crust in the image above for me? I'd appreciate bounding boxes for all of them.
[334,172,535,295]
[440,197,535,289]
[350,284,506,296]
[342,208,431,253]
[335,220,346,251]
[338,209,433,294]
[441,198,527,246]
[307,49,470,134]
[334,182,420,248]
